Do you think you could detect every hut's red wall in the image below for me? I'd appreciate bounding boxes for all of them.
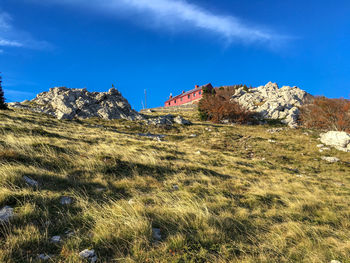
[164,90,202,107]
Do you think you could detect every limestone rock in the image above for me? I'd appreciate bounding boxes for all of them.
[173,115,192,125]
[10,87,144,121]
[231,82,312,127]
[79,249,97,263]
[38,254,51,261]
[0,206,14,223]
[152,227,162,241]
[321,156,340,163]
[23,176,38,187]
[51,236,61,243]
[60,196,73,205]
[320,131,350,152]
[145,114,191,126]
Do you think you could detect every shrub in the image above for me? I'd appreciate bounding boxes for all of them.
[199,85,256,124]
[299,96,350,132]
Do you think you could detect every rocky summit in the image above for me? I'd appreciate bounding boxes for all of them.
[10,87,143,121]
[231,82,312,127]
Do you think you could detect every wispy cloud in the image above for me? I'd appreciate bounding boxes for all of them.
[32,0,282,45]
[0,11,51,51]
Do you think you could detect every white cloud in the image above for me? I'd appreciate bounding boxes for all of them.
[0,12,51,50]
[31,0,281,45]
[0,39,23,47]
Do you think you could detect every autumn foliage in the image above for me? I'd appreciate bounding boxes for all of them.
[299,96,350,132]
[199,85,256,124]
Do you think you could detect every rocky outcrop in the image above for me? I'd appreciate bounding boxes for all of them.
[320,131,350,152]
[145,114,192,126]
[231,82,312,127]
[9,87,143,121]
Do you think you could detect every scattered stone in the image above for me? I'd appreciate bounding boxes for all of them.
[79,249,97,263]
[268,139,276,143]
[145,114,191,126]
[321,156,340,163]
[60,196,73,205]
[152,227,162,241]
[189,134,197,138]
[267,128,285,133]
[51,235,61,243]
[330,260,341,263]
[23,176,39,188]
[138,133,166,141]
[320,131,350,152]
[38,254,51,261]
[319,147,330,153]
[195,151,201,155]
[128,199,135,205]
[172,184,179,191]
[95,188,106,193]
[0,206,14,223]
[9,87,143,121]
[231,82,312,127]
[317,144,324,148]
[205,127,212,132]
[173,115,192,125]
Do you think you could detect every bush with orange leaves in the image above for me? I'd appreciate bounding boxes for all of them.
[299,96,350,132]
[198,86,257,124]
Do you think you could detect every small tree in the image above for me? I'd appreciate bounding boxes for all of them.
[299,96,350,132]
[0,73,7,110]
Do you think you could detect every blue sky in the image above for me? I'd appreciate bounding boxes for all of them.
[0,0,349,109]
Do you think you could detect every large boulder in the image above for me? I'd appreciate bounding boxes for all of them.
[231,82,312,127]
[320,131,350,152]
[9,87,144,121]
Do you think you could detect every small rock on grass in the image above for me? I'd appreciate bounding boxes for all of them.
[60,196,73,205]
[51,235,61,243]
[38,254,51,261]
[330,260,341,263]
[321,156,340,163]
[23,176,38,187]
[79,249,97,263]
[0,206,14,223]
[152,228,162,241]
[172,184,179,191]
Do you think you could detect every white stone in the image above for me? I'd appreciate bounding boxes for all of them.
[38,254,51,261]
[60,196,73,205]
[79,249,97,263]
[51,236,61,243]
[320,131,350,152]
[173,115,192,125]
[23,176,38,187]
[152,228,162,241]
[321,156,340,163]
[0,206,14,223]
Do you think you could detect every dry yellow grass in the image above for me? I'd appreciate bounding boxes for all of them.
[0,108,349,262]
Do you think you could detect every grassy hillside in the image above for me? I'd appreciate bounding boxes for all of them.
[0,108,349,263]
